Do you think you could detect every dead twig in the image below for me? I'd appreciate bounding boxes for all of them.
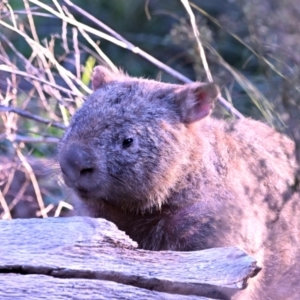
[6,135,60,144]
[0,189,12,220]
[54,200,73,217]
[15,146,48,218]
[0,106,66,130]
[180,0,213,83]
[8,179,30,212]
[0,66,84,98]
[63,0,244,119]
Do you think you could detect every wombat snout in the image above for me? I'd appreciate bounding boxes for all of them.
[59,144,95,190]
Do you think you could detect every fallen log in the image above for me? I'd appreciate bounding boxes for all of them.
[0,217,259,299]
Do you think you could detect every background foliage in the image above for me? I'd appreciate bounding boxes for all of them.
[0,0,299,219]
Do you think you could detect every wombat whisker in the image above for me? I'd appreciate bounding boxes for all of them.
[109,173,131,189]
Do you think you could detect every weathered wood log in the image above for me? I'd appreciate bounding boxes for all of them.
[0,274,209,300]
[0,217,259,299]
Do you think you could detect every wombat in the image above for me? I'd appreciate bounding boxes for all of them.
[59,66,300,300]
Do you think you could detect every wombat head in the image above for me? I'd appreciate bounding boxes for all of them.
[59,66,219,212]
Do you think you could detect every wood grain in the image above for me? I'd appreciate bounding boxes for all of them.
[0,217,259,299]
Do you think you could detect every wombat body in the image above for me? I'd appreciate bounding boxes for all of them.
[59,66,300,300]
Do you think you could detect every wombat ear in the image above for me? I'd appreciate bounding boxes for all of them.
[92,66,120,90]
[176,83,219,124]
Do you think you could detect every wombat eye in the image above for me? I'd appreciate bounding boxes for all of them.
[122,138,133,149]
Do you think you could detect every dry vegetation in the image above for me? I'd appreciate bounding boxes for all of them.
[0,0,299,219]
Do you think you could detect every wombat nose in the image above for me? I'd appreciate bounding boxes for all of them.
[59,144,94,183]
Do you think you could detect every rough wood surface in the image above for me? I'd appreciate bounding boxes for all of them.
[0,217,259,299]
[0,274,210,300]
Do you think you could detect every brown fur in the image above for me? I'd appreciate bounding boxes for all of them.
[59,66,300,299]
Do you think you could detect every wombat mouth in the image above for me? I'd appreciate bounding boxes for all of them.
[76,185,104,200]
[76,187,90,198]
